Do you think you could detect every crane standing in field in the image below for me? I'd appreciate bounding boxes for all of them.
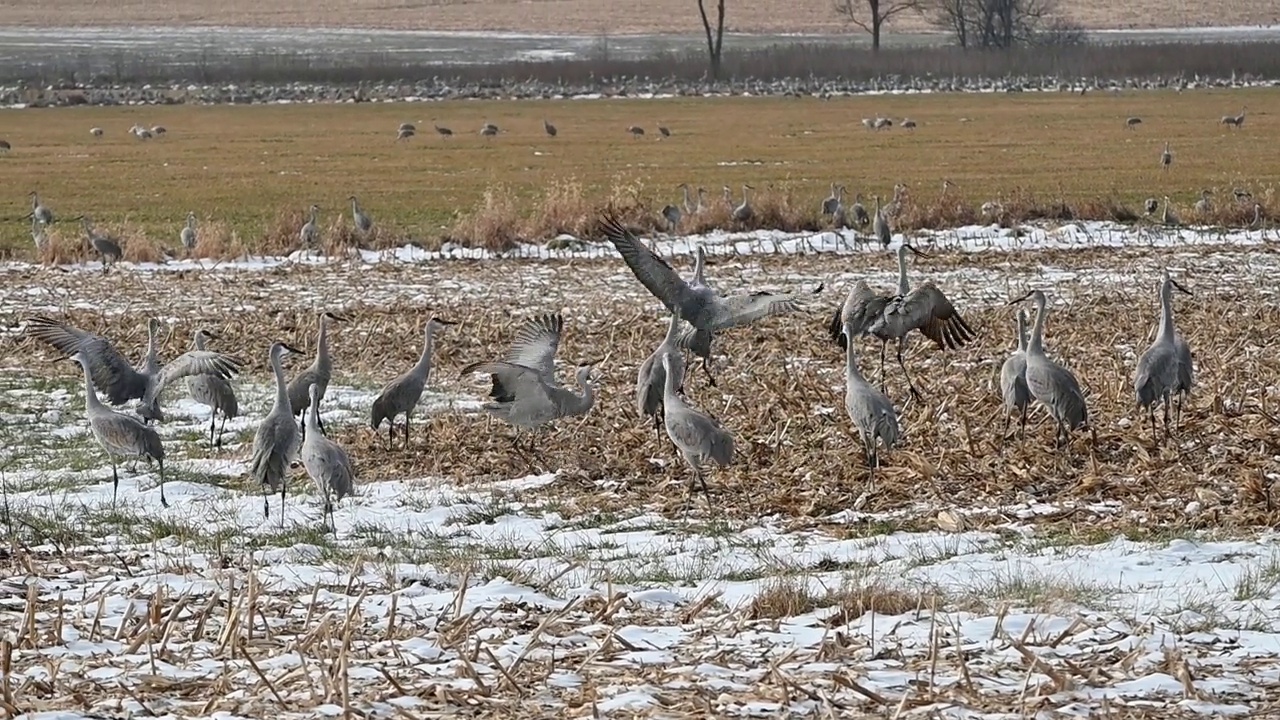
[180,212,198,253]
[660,353,733,510]
[300,204,320,253]
[288,311,348,439]
[28,191,54,225]
[732,185,754,223]
[370,316,456,448]
[841,322,899,480]
[828,244,975,401]
[67,351,167,508]
[635,307,688,436]
[81,217,122,269]
[349,195,373,238]
[543,119,558,137]
[999,309,1031,445]
[873,194,892,247]
[252,341,304,521]
[1009,289,1090,448]
[1160,142,1173,171]
[301,383,356,531]
[186,328,239,449]
[1134,270,1194,440]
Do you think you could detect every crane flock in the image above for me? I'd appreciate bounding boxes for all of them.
[22,208,1197,526]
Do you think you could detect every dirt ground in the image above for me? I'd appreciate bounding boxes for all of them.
[0,0,1274,34]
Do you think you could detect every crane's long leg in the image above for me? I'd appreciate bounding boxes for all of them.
[262,482,271,519]
[700,356,717,388]
[1000,412,1011,452]
[158,458,168,508]
[404,412,412,449]
[1162,393,1171,441]
[1148,405,1157,443]
[110,460,120,510]
[1175,392,1184,429]
[216,413,228,449]
[879,340,888,392]
[895,338,923,401]
[208,413,217,450]
[1019,404,1028,441]
[280,477,287,529]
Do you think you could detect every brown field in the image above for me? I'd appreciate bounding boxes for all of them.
[0,88,1275,260]
[0,0,1274,34]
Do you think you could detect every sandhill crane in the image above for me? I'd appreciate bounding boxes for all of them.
[658,125,672,138]
[872,195,892,247]
[31,215,47,254]
[480,125,498,138]
[1126,116,1142,130]
[602,216,821,386]
[397,127,415,140]
[29,191,53,225]
[1161,196,1179,226]
[1009,289,1089,447]
[636,307,688,435]
[883,183,907,219]
[1160,142,1172,170]
[875,117,893,130]
[999,309,1031,445]
[627,125,645,139]
[398,122,416,133]
[79,217,122,270]
[134,127,153,140]
[300,204,320,250]
[350,195,373,237]
[460,313,599,455]
[0,139,10,152]
[1134,270,1194,440]
[675,183,695,215]
[66,352,167,508]
[1221,106,1246,128]
[288,311,348,439]
[151,126,166,136]
[1144,197,1159,215]
[732,184,754,223]
[371,317,456,448]
[302,383,356,531]
[1193,189,1212,216]
[186,328,238,449]
[90,127,104,137]
[660,203,682,233]
[434,123,453,137]
[840,321,899,479]
[861,118,876,131]
[827,244,975,400]
[901,118,917,131]
[660,353,732,509]
[544,119,557,137]
[251,341,304,520]
[822,183,845,216]
[1234,188,1253,203]
[180,212,197,253]
[721,185,733,211]
[850,193,870,229]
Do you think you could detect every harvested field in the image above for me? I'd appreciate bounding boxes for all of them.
[0,0,1275,34]
[1,89,1278,259]
[2,223,1280,717]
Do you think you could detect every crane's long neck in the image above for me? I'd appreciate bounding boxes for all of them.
[682,185,692,208]
[305,392,321,431]
[575,373,596,413]
[741,185,751,204]
[896,247,910,296]
[1016,312,1027,352]
[271,351,290,412]
[692,247,706,285]
[193,333,206,351]
[412,326,436,376]
[80,363,104,411]
[1156,282,1175,341]
[316,318,331,370]
[31,194,39,211]
[662,359,681,401]
[144,325,159,375]
[1028,297,1047,355]
[845,330,864,384]
[351,198,360,215]
[663,313,682,345]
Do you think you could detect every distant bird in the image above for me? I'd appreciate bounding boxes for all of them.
[90,127,104,137]
[1009,290,1089,447]
[1221,106,1246,128]
[1161,196,1179,226]
[1134,270,1194,440]
[1144,197,1159,215]
[186,328,239,449]
[80,217,123,269]
[151,126,166,136]
[397,127,415,140]
[841,322,899,479]
[398,122,416,133]
[251,342,305,520]
[65,351,167,508]
[872,194,892,247]
[828,244,975,401]
[1160,141,1173,170]
[434,123,454,137]
[660,203,682,233]
[732,184,754,223]
[850,193,870,228]
[461,313,599,454]
[301,383,356,531]
[288,311,348,439]
[28,191,53,225]
[27,316,242,424]
[603,216,821,386]
[999,309,1031,445]
[1126,116,1142,130]
[480,122,499,137]
[1193,189,1212,216]
[861,118,876,131]
[821,183,845,217]
[658,125,672,138]
[371,317,456,448]
[180,211,198,253]
[901,118,917,131]
[636,308,688,435]
[543,119,557,137]
[875,117,893,130]
[300,204,320,250]
[0,139,9,153]
[349,195,373,237]
[659,353,732,509]
[627,125,646,138]
[31,215,48,254]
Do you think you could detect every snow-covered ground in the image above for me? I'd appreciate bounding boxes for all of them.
[2,221,1279,717]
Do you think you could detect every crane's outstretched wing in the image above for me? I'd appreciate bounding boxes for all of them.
[24,316,145,405]
[502,313,563,382]
[890,282,976,350]
[829,281,890,349]
[462,361,549,403]
[709,282,823,332]
[600,213,697,312]
[147,350,244,403]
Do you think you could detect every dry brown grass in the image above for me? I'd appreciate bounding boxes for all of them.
[2,91,1279,259]
[0,0,1272,34]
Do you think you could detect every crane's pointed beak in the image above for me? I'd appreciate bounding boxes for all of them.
[281,343,305,354]
[1169,278,1193,296]
[1006,290,1034,306]
[905,244,931,259]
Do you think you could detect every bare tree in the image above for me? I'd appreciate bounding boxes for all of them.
[834,0,920,52]
[697,0,727,79]
[925,0,1070,49]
